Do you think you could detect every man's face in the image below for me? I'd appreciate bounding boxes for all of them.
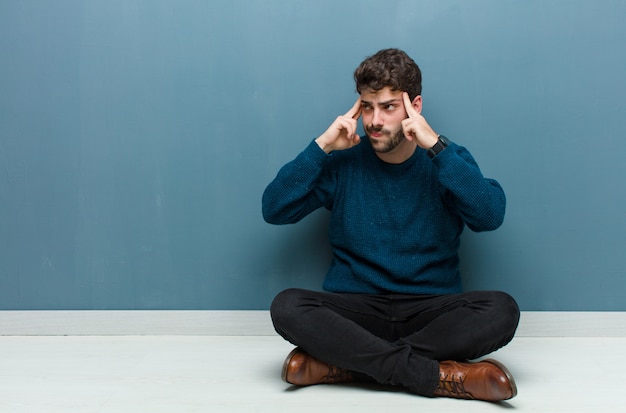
[360,87,408,154]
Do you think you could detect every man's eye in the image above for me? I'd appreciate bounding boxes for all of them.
[385,105,396,110]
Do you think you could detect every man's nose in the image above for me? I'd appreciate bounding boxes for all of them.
[372,109,383,126]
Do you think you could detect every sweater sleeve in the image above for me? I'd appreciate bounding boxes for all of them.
[262,140,334,225]
[431,137,506,232]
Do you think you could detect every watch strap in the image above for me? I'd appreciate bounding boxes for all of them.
[427,135,449,159]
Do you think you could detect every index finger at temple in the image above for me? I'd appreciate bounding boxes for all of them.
[402,92,418,118]
[345,97,362,119]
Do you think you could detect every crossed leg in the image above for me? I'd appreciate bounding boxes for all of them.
[270,288,520,397]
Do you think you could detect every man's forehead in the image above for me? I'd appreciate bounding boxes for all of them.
[360,87,403,102]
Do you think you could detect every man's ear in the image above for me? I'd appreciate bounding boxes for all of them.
[412,95,423,114]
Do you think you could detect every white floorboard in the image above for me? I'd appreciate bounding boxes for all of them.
[0,334,622,413]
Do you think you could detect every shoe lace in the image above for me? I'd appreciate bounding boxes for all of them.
[438,373,473,399]
[322,365,352,383]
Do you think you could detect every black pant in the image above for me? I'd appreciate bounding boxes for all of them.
[270,288,520,396]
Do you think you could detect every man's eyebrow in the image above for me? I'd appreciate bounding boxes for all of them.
[379,99,402,105]
[361,98,402,106]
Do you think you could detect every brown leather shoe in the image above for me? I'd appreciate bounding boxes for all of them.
[281,347,353,386]
[433,359,517,401]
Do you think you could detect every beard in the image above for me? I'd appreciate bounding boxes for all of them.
[365,124,406,154]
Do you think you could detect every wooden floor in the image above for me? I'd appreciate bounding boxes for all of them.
[0,333,624,412]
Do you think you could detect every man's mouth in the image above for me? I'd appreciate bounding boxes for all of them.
[367,127,385,138]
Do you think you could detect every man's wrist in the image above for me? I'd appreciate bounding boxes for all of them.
[427,135,449,159]
[315,137,333,154]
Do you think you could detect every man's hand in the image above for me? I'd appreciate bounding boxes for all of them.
[401,92,439,150]
[315,97,362,154]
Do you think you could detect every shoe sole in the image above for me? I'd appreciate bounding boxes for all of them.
[281,347,302,383]
[482,358,518,399]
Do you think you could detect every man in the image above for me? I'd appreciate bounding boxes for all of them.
[262,48,520,402]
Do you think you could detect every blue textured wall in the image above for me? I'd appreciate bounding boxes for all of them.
[1,0,625,310]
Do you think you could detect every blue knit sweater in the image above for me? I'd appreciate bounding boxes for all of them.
[262,137,505,295]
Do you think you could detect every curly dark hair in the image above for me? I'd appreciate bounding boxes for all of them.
[354,49,422,101]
